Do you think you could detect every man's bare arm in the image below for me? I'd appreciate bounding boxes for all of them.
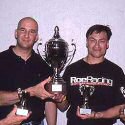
[45,101,57,125]
[0,91,19,106]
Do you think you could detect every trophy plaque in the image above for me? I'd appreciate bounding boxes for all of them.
[16,88,29,116]
[37,26,76,95]
[79,85,95,115]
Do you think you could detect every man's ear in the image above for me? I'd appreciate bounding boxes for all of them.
[86,39,88,48]
[35,34,39,43]
[106,41,109,49]
[15,29,17,39]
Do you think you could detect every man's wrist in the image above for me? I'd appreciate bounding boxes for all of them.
[0,117,8,125]
[94,112,103,119]
[25,87,34,97]
[62,96,67,102]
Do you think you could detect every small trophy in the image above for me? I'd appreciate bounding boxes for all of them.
[37,26,76,95]
[120,86,125,114]
[79,85,94,115]
[16,88,29,116]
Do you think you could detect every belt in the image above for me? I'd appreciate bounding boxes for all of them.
[22,121,41,125]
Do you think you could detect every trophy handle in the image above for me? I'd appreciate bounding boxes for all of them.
[37,42,50,66]
[120,86,125,97]
[89,86,95,96]
[63,40,76,71]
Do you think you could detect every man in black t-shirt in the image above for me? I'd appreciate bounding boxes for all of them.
[0,17,57,125]
[57,24,125,125]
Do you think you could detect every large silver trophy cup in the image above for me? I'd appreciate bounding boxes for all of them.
[37,26,76,95]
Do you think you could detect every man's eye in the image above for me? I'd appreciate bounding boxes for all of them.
[90,39,95,42]
[100,40,106,43]
[30,30,37,34]
[19,28,25,32]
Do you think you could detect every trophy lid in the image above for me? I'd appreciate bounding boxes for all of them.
[47,26,68,45]
[53,26,60,39]
[45,25,68,52]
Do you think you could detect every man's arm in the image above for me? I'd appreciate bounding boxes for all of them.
[76,104,125,120]
[0,91,19,106]
[45,94,69,125]
[26,77,54,100]
[94,104,124,119]
[0,77,54,106]
[56,96,69,112]
[45,101,57,125]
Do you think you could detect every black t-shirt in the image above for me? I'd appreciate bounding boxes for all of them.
[0,46,53,123]
[63,58,125,125]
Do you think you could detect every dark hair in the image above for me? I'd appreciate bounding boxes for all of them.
[86,24,112,40]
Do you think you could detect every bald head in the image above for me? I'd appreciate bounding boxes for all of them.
[17,17,38,32]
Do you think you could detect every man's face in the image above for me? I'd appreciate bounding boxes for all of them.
[15,19,38,50]
[86,31,109,59]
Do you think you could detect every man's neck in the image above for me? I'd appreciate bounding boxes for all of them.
[13,46,32,61]
[84,56,104,65]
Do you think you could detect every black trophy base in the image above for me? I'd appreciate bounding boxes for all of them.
[80,107,92,115]
[45,77,66,95]
[16,108,28,116]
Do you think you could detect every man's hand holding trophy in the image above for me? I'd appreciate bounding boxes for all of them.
[37,26,76,102]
